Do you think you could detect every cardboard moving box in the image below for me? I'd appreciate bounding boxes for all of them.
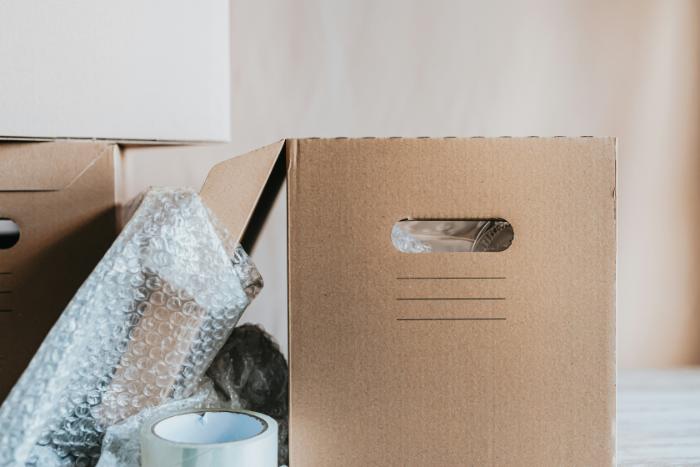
[0,142,119,400]
[0,0,230,143]
[202,138,617,466]
[1,138,615,465]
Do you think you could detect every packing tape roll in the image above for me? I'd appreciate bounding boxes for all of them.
[141,408,278,467]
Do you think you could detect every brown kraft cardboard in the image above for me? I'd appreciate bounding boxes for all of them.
[0,142,119,401]
[202,137,617,466]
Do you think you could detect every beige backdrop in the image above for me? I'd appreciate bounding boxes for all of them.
[123,0,700,368]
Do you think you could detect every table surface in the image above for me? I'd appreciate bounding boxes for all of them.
[618,369,700,465]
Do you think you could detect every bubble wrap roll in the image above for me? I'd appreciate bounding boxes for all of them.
[0,188,262,466]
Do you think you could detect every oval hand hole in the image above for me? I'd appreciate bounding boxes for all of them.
[392,219,513,253]
[0,219,20,249]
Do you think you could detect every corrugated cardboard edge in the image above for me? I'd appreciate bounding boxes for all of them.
[613,136,619,465]
[286,138,298,465]
[200,140,285,245]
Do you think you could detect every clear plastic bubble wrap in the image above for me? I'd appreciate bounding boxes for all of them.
[96,324,288,467]
[0,188,262,466]
[207,324,289,466]
[391,220,514,253]
[96,380,223,467]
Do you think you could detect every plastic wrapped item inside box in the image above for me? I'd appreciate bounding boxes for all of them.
[391,219,514,253]
[96,380,224,467]
[207,324,289,466]
[96,324,288,467]
[0,188,262,466]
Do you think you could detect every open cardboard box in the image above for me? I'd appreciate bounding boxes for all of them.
[1,137,616,465]
[0,142,120,399]
[202,138,617,466]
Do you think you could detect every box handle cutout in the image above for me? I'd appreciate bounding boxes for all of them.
[392,219,513,253]
[0,219,20,249]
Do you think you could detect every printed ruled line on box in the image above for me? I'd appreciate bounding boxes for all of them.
[0,290,11,294]
[397,276,506,280]
[397,317,506,321]
[396,297,506,301]
[0,309,12,313]
[0,272,12,275]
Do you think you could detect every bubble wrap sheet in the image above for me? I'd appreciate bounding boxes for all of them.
[96,380,225,467]
[391,220,514,253]
[0,188,262,466]
[96,324,289,467]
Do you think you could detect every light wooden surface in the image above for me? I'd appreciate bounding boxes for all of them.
[618,369,700,465]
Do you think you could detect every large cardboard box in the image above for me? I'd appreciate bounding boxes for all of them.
[0,0,230,143]
[203,138,617,466]
[0,142,119,400]
[1,138,615,464]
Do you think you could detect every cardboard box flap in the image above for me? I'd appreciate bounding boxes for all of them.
[200,140,284,244]
[0,142,114,192]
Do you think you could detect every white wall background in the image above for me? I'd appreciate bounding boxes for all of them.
[123,0,700,368]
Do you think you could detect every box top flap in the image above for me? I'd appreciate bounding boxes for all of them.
[0,141,115,192]
[200,140,284,244]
